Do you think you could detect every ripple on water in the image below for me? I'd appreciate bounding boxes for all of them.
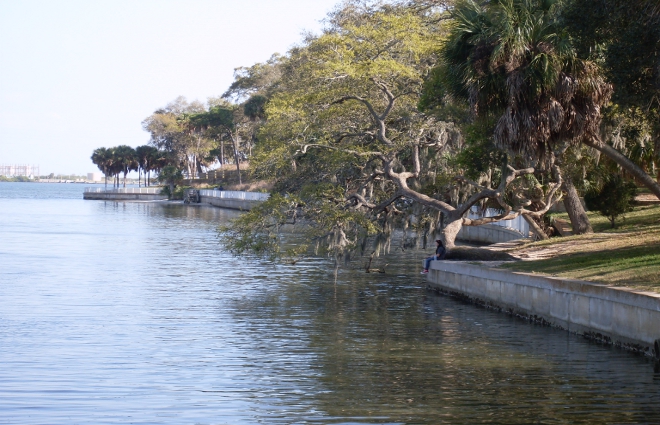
[1,183,660,424]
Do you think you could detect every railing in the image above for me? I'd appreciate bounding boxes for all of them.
[466,207,530,236]
[199,190,270,202]
[84,187,163,194]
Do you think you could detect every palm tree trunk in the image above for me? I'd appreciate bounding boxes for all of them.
[562,175,593,234]
[584,138,660,199]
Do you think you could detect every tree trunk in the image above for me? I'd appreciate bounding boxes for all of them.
[562,176,592,234]
[522,213,549,240]
[196,159,204,178]
[232,134,242,185]
[220,139,225,168]
[441,218,463,249]
[584,138,660,199]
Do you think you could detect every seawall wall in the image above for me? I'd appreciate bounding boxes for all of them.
[427,261,660,357]
[199,196,261,211]
[83,193,167,201]
[457,224,527,244]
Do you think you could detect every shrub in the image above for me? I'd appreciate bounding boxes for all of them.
[584,174,637,228]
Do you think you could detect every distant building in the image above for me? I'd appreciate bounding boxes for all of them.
[87,172,103,182]
[0,164,39,177]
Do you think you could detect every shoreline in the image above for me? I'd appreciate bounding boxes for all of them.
[426,260,660,359]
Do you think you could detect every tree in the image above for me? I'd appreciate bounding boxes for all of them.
[142,96,210,179]
[157,165,184,199]
[188,102,262,185]
[113,145,138,188]
[135,145,158,187]
[222,54,284,102]
[221,2,564,260]
[423,0,617,234]
[562,0,660,199]
[91,147,113,189]
[584,174,637,228]
[564,0,659,111]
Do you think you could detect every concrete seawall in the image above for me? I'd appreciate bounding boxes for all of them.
[83,193,167,201]
[457,224,527,244]
[427,261,660,357]
[199,195,261,211]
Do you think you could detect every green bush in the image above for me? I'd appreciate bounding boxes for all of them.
[172,186,187,200]
[584,174,637,228]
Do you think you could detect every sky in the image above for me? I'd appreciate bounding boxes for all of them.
[0,0,342,175]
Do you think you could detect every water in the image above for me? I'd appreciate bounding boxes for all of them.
[1,182,660,424]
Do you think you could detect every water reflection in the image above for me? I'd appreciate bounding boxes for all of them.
[1,187,659,424]
[232,257,660,424]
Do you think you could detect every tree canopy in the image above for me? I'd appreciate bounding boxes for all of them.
[89,0,660,263]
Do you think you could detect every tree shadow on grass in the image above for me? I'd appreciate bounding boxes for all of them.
[502,243,660,289]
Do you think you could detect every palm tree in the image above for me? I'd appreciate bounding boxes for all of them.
[433,0,614,233]
[135,145,159,187]
[112,145,138,188]
[149,149,172,186]
[91,147,113,190]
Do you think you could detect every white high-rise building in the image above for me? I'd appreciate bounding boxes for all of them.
[0,164,40,177]
[87,172,103,182]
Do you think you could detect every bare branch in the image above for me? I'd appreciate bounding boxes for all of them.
[335,131,375,143]
[371,78,396,120]
[466,212,521,226]
[454,175,489,193]
[331,96,393,145]
[348,192,402,213]
[295,143,383,158]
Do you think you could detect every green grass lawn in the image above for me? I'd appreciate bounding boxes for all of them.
[501,205,660,293]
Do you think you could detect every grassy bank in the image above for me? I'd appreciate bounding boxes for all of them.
[500,205,660,293]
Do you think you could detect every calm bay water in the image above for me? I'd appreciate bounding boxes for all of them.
[1,182,659,424]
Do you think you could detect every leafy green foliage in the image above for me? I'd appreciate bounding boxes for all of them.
[221,5,461,258]
[563,0,660,110]
[219,193,308,261]
[453,120,506,181]
[243,95,268,120]
[425,0,611,159]
[584,174,637,228]
[157,165,184,199]
[91,145,140,188]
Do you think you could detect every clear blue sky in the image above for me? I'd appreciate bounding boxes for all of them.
[0,0,341,175]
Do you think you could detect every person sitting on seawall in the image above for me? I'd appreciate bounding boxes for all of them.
[421,239,446,274]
